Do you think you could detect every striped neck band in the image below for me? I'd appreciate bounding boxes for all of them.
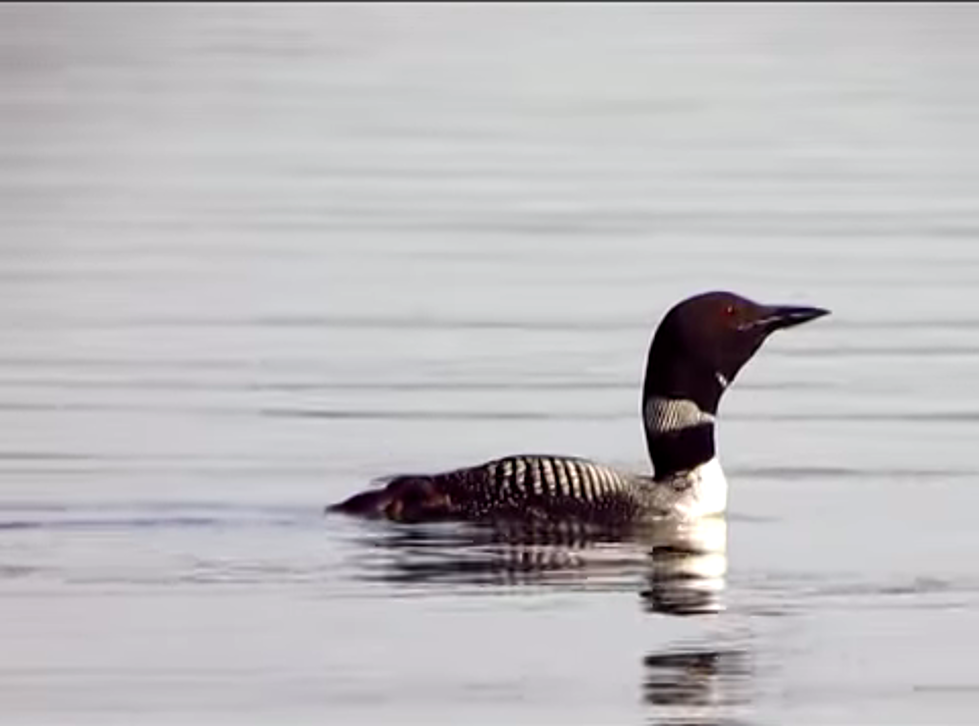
[644,397,716,437]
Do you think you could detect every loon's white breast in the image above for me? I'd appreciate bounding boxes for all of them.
[654,457,728,519]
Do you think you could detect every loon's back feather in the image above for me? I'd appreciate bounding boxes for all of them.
[329,454,647,524]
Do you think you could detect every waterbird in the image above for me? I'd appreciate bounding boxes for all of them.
[328,291,828,525]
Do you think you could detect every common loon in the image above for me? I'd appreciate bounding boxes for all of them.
[328,291,828,525]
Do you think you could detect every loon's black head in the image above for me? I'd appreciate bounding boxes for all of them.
[642,291,828,478]
[644,292,829,414]
[644,291,829,414]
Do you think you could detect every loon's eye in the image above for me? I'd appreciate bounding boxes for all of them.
[724,304,735,316]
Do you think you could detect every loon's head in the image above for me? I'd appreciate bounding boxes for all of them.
[642,291,828,478]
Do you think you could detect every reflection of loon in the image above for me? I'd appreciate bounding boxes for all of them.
[329,291,828,524]
[350,520,658,589]
[643,645,750,714]
[349,517,745,719]
[351,514,729,616]
[643,517,728,616]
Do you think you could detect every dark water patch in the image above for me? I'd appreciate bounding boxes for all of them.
[0,451,99,461]
[222,208,979,240]
[832,317,979,332]
[0,401,263,418]
[0,500,316,515]
[0,376,628,392]
[0,563,40,579]
[0,356,326,372]
[147,501,320,518]
[730,465,976,481]
[0,505,318,533]
[258,378,635,392]
[260,407,616,421]
[0,312,645,332]
[61,568,335,588]
[0,461,334,479]
[0,375,837,394]
[0,516,228,532]
[739,573,979,613]
[913,684,979,693]
[808,576,979,605]
[36,207,979,241]
[643,647,751,710]
[743,411,979,424]
[772,345,979,358]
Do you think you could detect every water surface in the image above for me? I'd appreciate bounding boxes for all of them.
[2,4,979,724]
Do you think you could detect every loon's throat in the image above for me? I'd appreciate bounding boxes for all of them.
[643,396,717,480]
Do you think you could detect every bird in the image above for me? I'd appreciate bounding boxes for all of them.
[327,291,828,526]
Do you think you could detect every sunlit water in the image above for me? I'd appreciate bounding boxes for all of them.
[3,4,979,724]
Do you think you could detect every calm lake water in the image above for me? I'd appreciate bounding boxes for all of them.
[3,4,979,724]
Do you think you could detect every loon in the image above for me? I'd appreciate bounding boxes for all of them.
[328,291,828,525]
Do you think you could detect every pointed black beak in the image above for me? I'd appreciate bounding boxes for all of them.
[739,304,830,333]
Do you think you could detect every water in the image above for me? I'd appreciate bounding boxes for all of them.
[2,4,979,724]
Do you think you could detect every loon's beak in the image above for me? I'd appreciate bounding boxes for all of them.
[740,304,830,333]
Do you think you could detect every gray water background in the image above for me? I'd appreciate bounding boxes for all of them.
[2,3,979,724]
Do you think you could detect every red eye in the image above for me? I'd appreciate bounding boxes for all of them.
[724,305,735,316]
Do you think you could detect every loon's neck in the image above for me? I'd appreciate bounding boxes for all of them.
[642,396,718,481]
[641,331,727,481]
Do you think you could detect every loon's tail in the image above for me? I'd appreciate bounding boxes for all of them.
[326,475,453,522]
